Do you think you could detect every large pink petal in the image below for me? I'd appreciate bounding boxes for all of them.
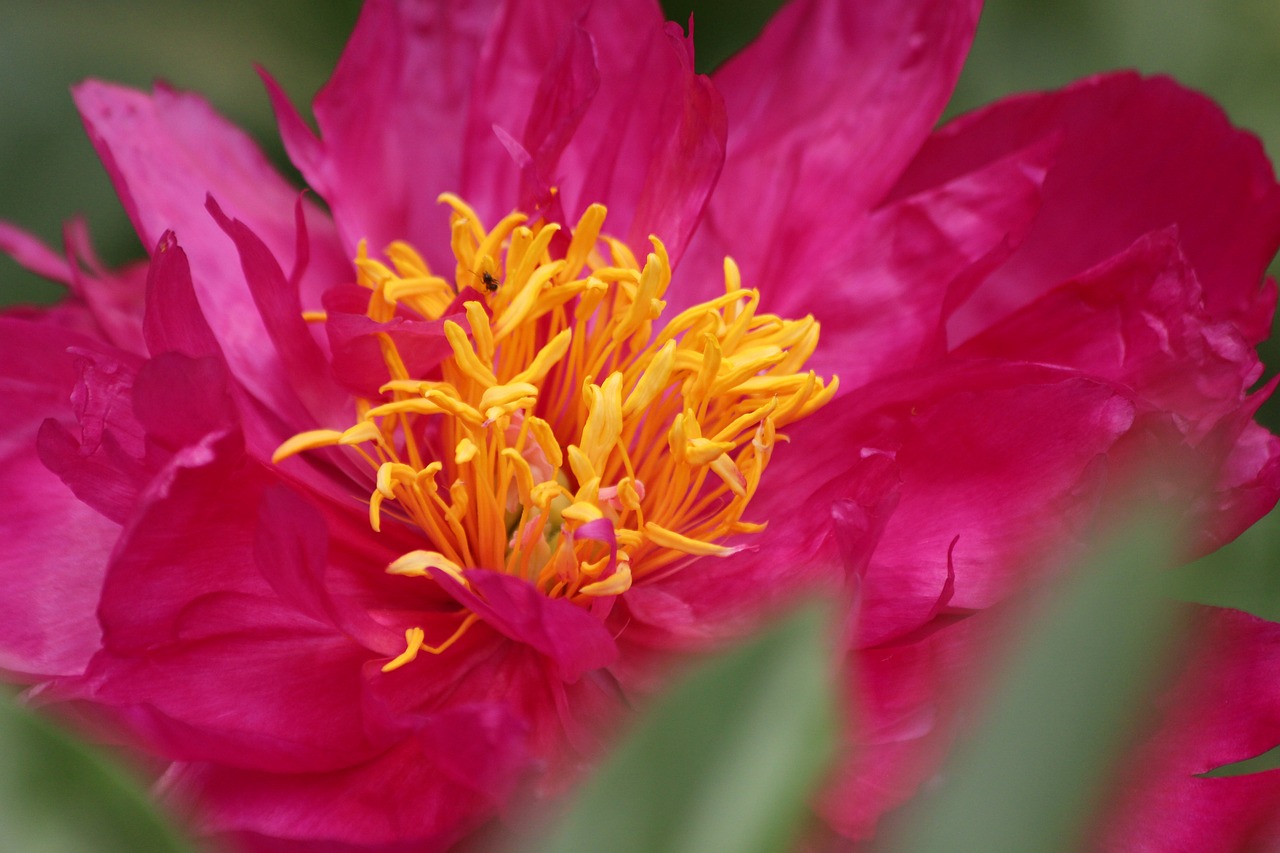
[562,8,725,264]
[93,431,273,652]
[1096,608,1280,852]
[958,229,1263,440]
[174,703,529,849]
[892,73,1280,345]
[786,136,1053,387]
[684,0,981,291]
[0,318,121,679]
[73,82,350,413]
[77,620,379,774]
[266,0,499,272]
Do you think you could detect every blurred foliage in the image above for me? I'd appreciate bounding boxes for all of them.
[508,604,839,853]
[0,689,195,852]
[877,512,1187,853]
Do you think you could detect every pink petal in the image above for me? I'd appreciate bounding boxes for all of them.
[36,346,151,524]
[205,197,348,426]
[428,568,618,682]
[141,232,222,359]
[267,0,499,271]
[561,10,725,263]
[1095,608,1280,852]
[894,73,1280,345]
[958,229,1262,440]
[684,0,981,290]
[73,81,349,412]
[0,318,122,679]
[781,135,1054,387]
[254,484,403,655]
[77,621,379,774]
[175,703,529,848]
[0,220,74,284]
[321,285,456,398]
[94,431,273,652]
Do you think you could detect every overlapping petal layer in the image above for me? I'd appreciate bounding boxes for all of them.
[1,0,1278,849]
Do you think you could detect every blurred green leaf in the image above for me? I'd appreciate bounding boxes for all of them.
[1171,506,1280,622]
[877,513,1187,853]
[518,603,839,853]
[0,692,195,853]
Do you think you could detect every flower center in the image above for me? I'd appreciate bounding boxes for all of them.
[274,195,837,668]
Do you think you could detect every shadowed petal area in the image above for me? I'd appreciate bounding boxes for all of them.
[173,703,529,850]
[1096,608,1280,852]
[892,73,1280,345]
[0,318,121,679]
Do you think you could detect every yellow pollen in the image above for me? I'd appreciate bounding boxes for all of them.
[276,196,838,666]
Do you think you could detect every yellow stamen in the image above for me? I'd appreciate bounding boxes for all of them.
[274,197,836,667]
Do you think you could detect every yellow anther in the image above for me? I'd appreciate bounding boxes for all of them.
[580,562,633,597]
[478,382,539,422]
[376,461,418,498]
[527,416,564,469]
[382,627,426,673]
[622,339,676,418]
[580,373,623,469]
[455,437,478,465]
[444,320,499,388]
[510,329,572,387]
[685,436,735,466]
[387,550,468,585]
[500,448,535,505]
[562,501,604,524]
[272,429,343,464]
[645,522,739,557]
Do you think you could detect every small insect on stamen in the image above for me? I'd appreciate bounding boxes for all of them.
[481,271,500,293]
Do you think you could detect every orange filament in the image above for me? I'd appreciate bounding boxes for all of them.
[274,194,837,669]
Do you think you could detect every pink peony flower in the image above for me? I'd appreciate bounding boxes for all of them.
[3,0,1279,849]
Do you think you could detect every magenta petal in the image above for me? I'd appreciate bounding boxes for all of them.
[205,196,345,424]
[686,0,981,289]
[77,622,378,773]
[780,135,1054,386]
[95,431,272,651]
[132,353,236,452]
[428,569,618,682]
[460,3,600,223]
[0,320,123,679]
[322,286,455,397]
[36,345,152,524]
[900,73,1280,344]
[178,702,529,848]
[0,220,74,284]
[566,14,725,264]
[1096,608,1280,851]
[959,229,1262,439]
[254,485,401,654]
[278,0,498,270]
[141,232,221,359]
[73,81,349,408]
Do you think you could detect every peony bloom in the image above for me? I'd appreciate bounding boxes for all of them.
[3,0,1280,849]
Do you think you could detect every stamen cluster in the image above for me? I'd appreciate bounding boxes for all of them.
[276,195,836,664]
